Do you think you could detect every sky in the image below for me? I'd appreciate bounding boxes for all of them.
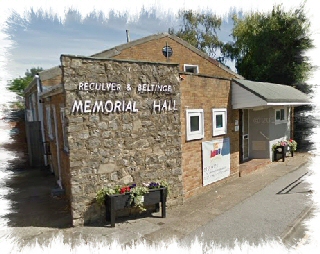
[1,0,320,88]
[0,0,320,252]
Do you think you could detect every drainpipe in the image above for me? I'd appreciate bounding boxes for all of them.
[52,107,63,189]
[126,30,130,42]
[35,74,48,166]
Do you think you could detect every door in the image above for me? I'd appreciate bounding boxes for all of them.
[242,109,249,161]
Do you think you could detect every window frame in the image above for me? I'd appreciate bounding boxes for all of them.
[275,107,287,124]
[186,109,204,141]
[212,108,227,136]
[183,64,199,74]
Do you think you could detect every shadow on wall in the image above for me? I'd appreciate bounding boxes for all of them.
[1,109,72,228]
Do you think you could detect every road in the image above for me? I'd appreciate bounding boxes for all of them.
[180,162,313,248]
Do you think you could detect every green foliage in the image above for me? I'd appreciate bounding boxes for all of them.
[129,186,149,212]
[96,181,169,212]
[7,67,43,97]
[8,77,32,97]
[25,67,43,79]
[272,139,297,151]
[168,10,223,57]
[222,4,314,86]
[96,186,121,206]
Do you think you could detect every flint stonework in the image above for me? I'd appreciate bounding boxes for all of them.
[61,55,183,226]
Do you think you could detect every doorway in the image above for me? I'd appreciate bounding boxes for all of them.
[241,109,249,162]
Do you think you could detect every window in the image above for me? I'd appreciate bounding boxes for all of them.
[212,108,227,136]
[46,105,54,140]
[186,109,204,141]
[60,107,69,152]
[275,108,287,124]
[183,64,199,74]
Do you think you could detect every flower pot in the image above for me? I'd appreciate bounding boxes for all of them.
[105,187,167,227]
[273,145,293,162]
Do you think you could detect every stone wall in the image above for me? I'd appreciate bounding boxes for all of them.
[60,55,182,226]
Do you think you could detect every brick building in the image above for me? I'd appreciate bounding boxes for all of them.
[24,33,310,226]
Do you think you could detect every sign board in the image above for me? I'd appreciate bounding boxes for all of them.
[71,82,177,114]
[202,138,231,186]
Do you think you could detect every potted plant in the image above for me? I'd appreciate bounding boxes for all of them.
[272,139,297,161]
[96,181,168,227]
[272,139,297,152]
[129,186,149,211]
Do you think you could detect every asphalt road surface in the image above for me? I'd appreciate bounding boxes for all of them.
[180,162,313,248]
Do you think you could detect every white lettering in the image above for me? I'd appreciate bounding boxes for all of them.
[105,100,113,113]
[114,100,122,112]
[72,100,140,114]
[92,101,104,113]
[153,100,161,113]
[125,101,132,112]
[163,85,168,92]
[122,100,125,112]
[172,100,177,111]
[84,82,89,90]
[156,84,163,92]
[72,100,83,113]
[78,82,84,90]
[84,100,91,113]
[132,101,138,112]
[161,100,167,111]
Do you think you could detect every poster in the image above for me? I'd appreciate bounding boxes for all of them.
[202,138,231,186]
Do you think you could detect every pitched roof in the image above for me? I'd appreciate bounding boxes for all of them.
[92,32,243,79]
[24,66,61,94]
[233,79,311,105]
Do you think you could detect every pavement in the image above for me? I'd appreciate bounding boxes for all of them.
[0,151,314,251]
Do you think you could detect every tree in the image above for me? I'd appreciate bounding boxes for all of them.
[168,10,223,57]
[7,67,43,96]
[222,4,314,85]
[25,67,43,79]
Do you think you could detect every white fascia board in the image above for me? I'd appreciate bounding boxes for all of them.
[266,102,313,106]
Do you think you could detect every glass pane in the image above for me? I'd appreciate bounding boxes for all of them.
[190,115,200,132]
[243,109,248,133]
[276,110,281,120]
[280,109,285,120]
[216,114,223,128]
